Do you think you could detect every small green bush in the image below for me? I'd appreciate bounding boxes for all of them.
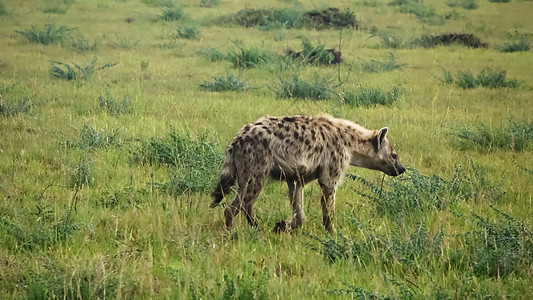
[15,24,74,45]
[446,0,478,9]
[287,38,338,65]
[199,71,247,92]
[442,68,519,89]
[362,52,406,73]
[133,130,223,194]
[0,1,7,15]
[497,30,530,52]
[177,25,201,39]
[69,35,97,52]
[0,96,33,117]
[453,119,533,152]
[50,56,118,80]
[226,46,276,69]
[275,74,340,100]
[198,47,226,61]
[343,86,403,107]
[98,91,132,116]
[200,0,220,7]
[161,6,184,21]
[230,8,303,29]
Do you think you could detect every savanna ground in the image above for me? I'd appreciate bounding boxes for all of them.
[0,0,532,298]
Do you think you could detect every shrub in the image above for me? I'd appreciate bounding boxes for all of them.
[275,74,340,100]
[98,91,132,116]
[161,6,184,21]
[198,47,226,61]
[133,130,223,194]
[177,25,201,39]
[230,8,303,29]
[362,53,406,73]
[496,30,530,53]
[0,1,7,15]
[199,71,247,92]
[69,35,97,52]
[415,33,488,48]
[453,119,533,152]
[300,7,357,29]
[446,0,478,9]
[50,56,118,80]
[96,186,150,209]
[200,0,221,7]
[457,69,519,89]
[0,96,33,117]
[343,86,403,107]
[226,46,276,69]
[15,24,74,45]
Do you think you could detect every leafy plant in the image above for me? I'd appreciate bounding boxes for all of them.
[69,35,97,52]
[198,47,226,61]
[388,0,445,25]
[375,31,406,49]
[200,0,220,7]
[343,86,403,107]
[362,53,406,73]
[15,24,74,45]
[287,38,339,65]
[446,0,478,10]
[275,74,340,100]
[0,1,7,15]
[199,71,247,92]
[50,56,118,80]
[106,33,140,50]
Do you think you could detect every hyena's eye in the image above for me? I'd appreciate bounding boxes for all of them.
[391,153,398,159]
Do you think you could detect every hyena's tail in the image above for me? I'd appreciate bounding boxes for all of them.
[210,146,236,208]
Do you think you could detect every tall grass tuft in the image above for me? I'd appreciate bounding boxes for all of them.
[105,34,140,50]
[199,71,247,92]
[343,86,403,107]
[198,47,226,61]
[177,25,201,39]
[0,1,7,15]
[446,0,478,10]
[362,53,406,73]
[132,129,223,194]
[442,68,519,89]
[374,31,406,49]
[161,6,184,21]
[200,0,220,7]
[69,35,98,52]
[226,46,276,69]
[287,38,338,65]
[453,119,533,152]
[0,96,33,117]
[275,74,340,100]
[15,24,74,45]
[388,0,445,25]
[50,56,118,80]
[98,91,132,116]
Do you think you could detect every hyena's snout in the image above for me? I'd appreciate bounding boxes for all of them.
[391,163,406,176]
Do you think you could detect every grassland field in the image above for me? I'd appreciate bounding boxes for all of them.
[0,0,532,298]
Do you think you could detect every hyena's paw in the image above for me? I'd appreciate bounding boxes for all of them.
[273,220,291,233]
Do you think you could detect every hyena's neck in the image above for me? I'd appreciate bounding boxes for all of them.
[327,117,376,167]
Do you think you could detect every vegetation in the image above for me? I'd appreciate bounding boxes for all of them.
[0,0,531,298]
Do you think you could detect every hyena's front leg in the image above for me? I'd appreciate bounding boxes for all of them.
[319,183,336,234]
[274,180,305,233]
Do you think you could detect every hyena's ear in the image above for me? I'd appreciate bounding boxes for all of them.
[373,127,388,150]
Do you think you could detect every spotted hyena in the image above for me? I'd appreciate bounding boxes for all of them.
[210,115,405,233]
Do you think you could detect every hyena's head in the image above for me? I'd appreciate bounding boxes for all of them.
[356,127,406,176]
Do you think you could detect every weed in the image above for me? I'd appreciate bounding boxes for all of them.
[15,24,74,45]
[489,0,510,2]
[161,6,184,21]
[221,271,269,300]
[453,119,533,152]
[226,45,276,69]
[496,30,530,53]
[287,38,341,65]
[69,151,93,188]
[0,1,7,15]
[199,71,247,92]
[306,232,349,262]
[300,7,357,29]
[441,68,454,84]
[50,56,118,80]
[375,31,406,49]
[41,3,70,14]
[0,96,33,117]
[141,60,149,71]
[106,33,140,50]
[95,186,150,209]
[275,74,340,100]
[142,0,174,7]
[198,47,226,61]
[456,69,519,89]
[200,0,220,7]
[388,0,445,25]
[98,91,133,116]
[362,53,406,73]
[69,35,98,52]
[177,25,201,39]
[446,0,478,10]
[343,86,403,107]
[133,129,223,194]
[230,8,303,29]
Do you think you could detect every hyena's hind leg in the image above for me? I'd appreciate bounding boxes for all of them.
[274,179,305,233]
[319,182,337,234]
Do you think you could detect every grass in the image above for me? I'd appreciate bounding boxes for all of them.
[442,67,520,89]
[161,6,184,21]
[50,56,118,80]
[362,52,406,73]
[199,71,247,92]
[177,25,201,40]
[0,0,532,298]
[497,30,530,53]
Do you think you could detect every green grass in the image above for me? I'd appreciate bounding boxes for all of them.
[0,0,532,298]
[15,24,74,45]
[199,70,247,92]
